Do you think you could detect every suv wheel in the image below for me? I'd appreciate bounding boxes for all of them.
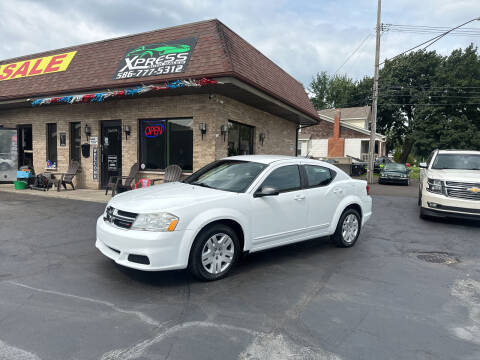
[189,224,240,281]
[332,209,361,248]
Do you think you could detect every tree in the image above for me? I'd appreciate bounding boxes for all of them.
[309,45,480,161]
[377,45,480,160]
[309,72,371,110]
[376,50,442,162]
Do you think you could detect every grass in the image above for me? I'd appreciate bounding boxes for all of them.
[409,166,420,180]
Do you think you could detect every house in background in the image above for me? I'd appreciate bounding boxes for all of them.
[298,106,386,161]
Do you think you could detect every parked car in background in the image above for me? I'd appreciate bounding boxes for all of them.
[419,149,480,220]
[374,157,393,173]
[96,155,372,281]
[378,163,410,185]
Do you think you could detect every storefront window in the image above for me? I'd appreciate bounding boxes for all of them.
[228,121,254,156]
[139,118,193,171]
[46,123,57,168]
[70,122,81,162]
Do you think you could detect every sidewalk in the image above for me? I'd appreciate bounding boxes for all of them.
[0,183,109,203]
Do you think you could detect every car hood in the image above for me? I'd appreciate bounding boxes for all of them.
[427,169,480,182]
[109,182,237,213]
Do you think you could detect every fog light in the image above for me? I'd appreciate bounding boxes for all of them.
[428,202,438,208]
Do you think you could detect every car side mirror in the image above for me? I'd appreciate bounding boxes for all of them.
[419,162,427,168]
[254,186,280,198]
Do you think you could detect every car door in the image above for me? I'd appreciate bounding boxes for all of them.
[250,164,308,250]
[302,164,338,238]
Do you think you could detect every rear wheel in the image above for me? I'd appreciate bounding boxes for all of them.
[332,209,361,248]
[189,224,240,281]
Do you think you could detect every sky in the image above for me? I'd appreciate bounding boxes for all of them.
[0,0,479,88]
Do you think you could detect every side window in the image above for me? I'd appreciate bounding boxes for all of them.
[260,165,301,193]
[304,165,335,187]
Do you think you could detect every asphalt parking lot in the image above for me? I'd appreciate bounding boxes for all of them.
[1,187,480,360]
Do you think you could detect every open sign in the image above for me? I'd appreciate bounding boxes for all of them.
[144,123,166,138]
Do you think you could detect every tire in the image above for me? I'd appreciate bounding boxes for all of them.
[378,179,383,185]
[419,207,430,220]
[332,209,362,248]
[418,189,422,206]
[189,224,240,281]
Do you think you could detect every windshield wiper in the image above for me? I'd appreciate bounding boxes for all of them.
[192,182,214,189]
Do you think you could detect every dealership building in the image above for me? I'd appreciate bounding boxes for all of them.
[0,19,318,189]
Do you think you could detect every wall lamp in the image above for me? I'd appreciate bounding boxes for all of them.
[199,122,207,140]
[220,124,228,141]
[259,132,265,146]
[84,124,91,141]
[124,124,131,140]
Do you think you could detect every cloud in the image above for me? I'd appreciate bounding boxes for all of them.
[0,0,479,87]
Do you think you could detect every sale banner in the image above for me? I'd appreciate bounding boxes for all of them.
[0,51,77,82]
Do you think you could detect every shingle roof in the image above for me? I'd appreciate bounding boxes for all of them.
[318,106,371,120]
[0,19,318,120]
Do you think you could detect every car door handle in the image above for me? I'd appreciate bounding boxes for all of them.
[294,195,305,200]
[333,188,343,194]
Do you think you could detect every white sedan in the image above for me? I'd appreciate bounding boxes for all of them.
[96,155,372,281]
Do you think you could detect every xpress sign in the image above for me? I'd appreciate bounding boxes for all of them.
[113,38,197,80]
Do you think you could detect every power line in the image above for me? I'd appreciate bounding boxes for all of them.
[334,33,373,75]
[378,103,480,106]
[379,17,480,65]
[382,23,480,36]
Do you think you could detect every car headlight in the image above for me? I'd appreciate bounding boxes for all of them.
[427,178,443,194]
[131,212,179,232]
[401,174,407,178]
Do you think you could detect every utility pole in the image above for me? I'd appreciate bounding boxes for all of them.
[368,0,381,184]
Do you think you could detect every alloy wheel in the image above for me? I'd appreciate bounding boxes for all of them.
[342,214,359,244]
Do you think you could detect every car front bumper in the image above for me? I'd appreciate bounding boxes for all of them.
[421,190,480,219]
[95,216,193,271]
[379,176,408,184]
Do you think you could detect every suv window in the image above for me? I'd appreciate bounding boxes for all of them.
[260,165,301,193]
[304,165,335,187]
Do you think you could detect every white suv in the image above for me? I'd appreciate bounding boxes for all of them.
[419,150,480,220]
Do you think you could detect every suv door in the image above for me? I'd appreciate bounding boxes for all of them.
[250,165,307,249]
[302,165,338,237]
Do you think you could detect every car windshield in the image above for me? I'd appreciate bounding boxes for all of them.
[183,160,268,193]
[384,163,406,171]
[432,154,480,170]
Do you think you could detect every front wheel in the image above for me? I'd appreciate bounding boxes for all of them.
[332,209,361,248]
[189,224,240,281]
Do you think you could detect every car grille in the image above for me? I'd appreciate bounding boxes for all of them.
[445,181,480,201]
[104,206,137,229]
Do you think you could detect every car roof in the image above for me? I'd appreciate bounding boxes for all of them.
[222,155,299,164]
[437,150,480,155]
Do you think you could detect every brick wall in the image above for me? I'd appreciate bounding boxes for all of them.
[0,93,297,189]
[301,120,368,139]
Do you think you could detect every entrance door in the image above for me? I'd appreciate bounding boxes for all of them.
[101,121,122,188]
[17,125,33,168]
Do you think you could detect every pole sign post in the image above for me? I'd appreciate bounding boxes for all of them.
[113,38,197,80]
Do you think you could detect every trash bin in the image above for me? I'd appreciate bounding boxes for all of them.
[14,180,27,190]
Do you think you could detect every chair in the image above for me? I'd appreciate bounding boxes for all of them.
[151,164,183,185]
[164,164,183,183]
[55,161,80,191]
[105,162,139,197]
